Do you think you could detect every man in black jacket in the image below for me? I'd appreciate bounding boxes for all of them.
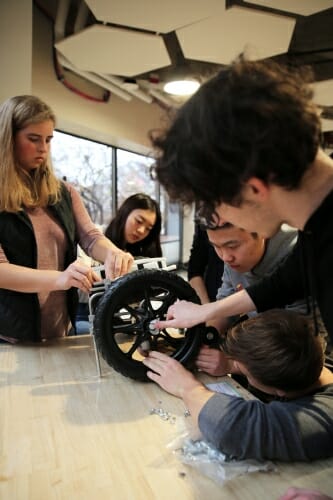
[151,58,333,346]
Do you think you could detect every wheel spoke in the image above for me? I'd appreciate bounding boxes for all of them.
[125,334,144,358]
[154,291,178,317]
[156,329,185,347]
[142,287,155,314]
[111,321,137,334]
[123,303,141,317]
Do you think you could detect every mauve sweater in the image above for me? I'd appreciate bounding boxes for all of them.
[0,183,105,339]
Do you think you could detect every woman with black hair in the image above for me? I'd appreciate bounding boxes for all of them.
[105,193,162,258]
[76,193,162,332]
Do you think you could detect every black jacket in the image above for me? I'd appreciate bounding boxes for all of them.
[0,184,78,341]
[187,225,224,302]
[247,189,333,344]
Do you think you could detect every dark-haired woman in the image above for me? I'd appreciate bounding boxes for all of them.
[75,193,162,332]
[105,193,162,258]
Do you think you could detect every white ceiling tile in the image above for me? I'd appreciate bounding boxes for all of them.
[85,0,226,33]
[246,0,333,16]
[55,25,171,76]
[177,6,296,65]
[321,118,333,131]
[313,79,333,106]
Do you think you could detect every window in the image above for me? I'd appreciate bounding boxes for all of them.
[116,149,156,204]
[51,131,181,264]
[52,131,113,225]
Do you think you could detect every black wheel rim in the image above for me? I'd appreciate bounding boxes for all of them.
[94,270,204,380]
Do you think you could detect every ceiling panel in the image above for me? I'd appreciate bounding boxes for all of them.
[85,0,226,33]
[43,0,333,127]
[177,6,295,65]
[246,0,333,16]
[55,25,171,76]
[313,79,333,106]
[322,118,333,131]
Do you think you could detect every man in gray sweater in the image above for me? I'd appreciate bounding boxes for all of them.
[143,309,333,462]
[195,222,307,376]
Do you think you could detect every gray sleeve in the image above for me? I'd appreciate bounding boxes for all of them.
[198,392,333,461]
[216,267,234,300]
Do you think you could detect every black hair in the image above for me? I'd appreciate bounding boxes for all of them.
[223,309,324,392]
[151,58,321,215]
[104,193,162,257]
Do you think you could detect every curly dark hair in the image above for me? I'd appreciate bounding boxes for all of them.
[151,58,321,214]
[104,193,162,257]
[223,309,324,392]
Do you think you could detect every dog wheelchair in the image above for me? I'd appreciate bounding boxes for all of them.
[88,257,218,381]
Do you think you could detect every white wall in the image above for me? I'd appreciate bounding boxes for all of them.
[182,205,195,263]
[0,0,33,100]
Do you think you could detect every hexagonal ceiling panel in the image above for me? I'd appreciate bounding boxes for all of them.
[177,6,296,65]
[85,0,225,33]
[55,25,171,76]
[313,79,333,107]
[246,0,333,16]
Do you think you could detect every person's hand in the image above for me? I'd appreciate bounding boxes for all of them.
[142,351,202,398]
[279,487,333,500]
[195,345,231,376]
[55,259,101,293]
[155,300,209,329]
[103,248,134,279]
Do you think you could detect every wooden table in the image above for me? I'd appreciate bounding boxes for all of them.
[1,335,333,500]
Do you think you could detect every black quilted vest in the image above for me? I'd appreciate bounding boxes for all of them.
[0,184,78,341]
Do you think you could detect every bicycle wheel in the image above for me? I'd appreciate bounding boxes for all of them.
[93,269,205,381]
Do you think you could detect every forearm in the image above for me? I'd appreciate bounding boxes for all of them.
[181,383,216,424]
[208,316,229,334]
[89,237,121,263]
[90,237,134,279]
[189,276,210,304]
[203,289,256,324]
[0,263,61,293]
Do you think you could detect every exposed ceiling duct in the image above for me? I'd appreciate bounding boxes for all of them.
[38,0,333,127]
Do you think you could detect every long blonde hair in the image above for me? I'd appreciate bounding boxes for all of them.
[0,95,61,212]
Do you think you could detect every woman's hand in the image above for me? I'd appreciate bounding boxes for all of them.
[142,351,202,398]
[55,259,101,293]
[103,248,134,279]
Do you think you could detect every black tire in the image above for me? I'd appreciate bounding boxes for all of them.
[93,269,205,381]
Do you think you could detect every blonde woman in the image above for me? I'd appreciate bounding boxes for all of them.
[0,95,133,343]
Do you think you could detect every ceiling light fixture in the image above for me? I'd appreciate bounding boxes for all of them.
[163,79,200,96]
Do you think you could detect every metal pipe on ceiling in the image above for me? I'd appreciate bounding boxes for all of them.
[57,55,133,101]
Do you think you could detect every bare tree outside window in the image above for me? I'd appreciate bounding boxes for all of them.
[116,149,156,204]
[51,131,113,226]
[51,131,182,264]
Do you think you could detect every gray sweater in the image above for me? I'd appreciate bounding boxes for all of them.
[216,224,306,316]
[198,384,333,461]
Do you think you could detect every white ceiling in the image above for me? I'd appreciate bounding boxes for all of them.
[56,25,171,75]
[85,0,226,33]
[50,0,333,129]
[176,6,296,64]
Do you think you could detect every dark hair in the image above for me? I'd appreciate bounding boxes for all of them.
[104,193,162,257]
[151,58,321,214]
[222,309,324,392]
